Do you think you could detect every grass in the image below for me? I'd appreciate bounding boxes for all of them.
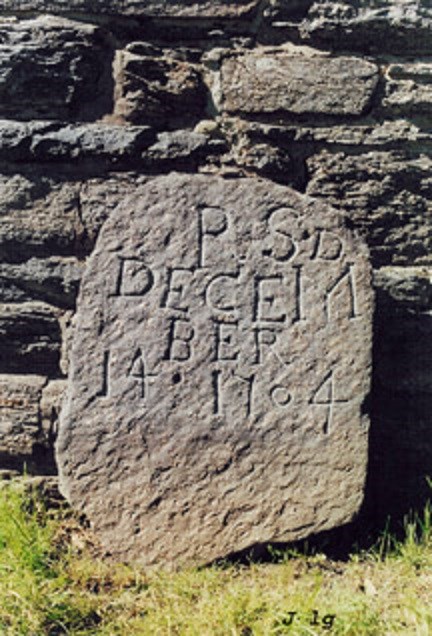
[1,480,432,635]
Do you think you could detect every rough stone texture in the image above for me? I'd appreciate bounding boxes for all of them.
[0,17,113,121]
[0,374,47,469]
[143,130,227,172]
[0,171,86,260]
[0,0,261,19]
[0,0,430,534]
[0,257,83,308]
[57,174,373,567]
[0,120,156,163]
[0,303,61,376]
[0,171,150,261]
[114,48,208,129]
[299,1,432,54]
[371,266,432,521]
[382,62,432,116]
[306,151,432,267]
[217,49,379,116]
[40,379,67,446]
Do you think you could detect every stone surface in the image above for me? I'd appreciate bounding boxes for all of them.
[0,120,155,163]
[0,374,47,469]
[0,171,149,261]
[0,17,112,121]
[382,62,432,116]
[0,302,61,375]
[40,379,67,444]
[306,151,432,267]
[217,49,379,116]
[114,49,207,129]
[30,124,155,163]
[0,0,261,18]
[143,130,226,171]
[57,174,373,567]
[0,257,83,308]
[300,1,432,54]
[0,171,86,260]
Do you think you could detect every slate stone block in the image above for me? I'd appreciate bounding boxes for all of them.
[0,17,113,121]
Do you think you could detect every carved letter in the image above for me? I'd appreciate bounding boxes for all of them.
[164,317,195,361]
[161,267,193,312]
[254,275,286,323]
[96,350,110,398]
[253,327,279,364]
[206,273,239,314]
[324,264,359,322]
[235,373,256,417]
[213,320,239,361]
[113,258,154,297]
[129,348,147,399]
[263,208,298,262]
[311,230,344,261]
[198,207,229,268]
[212,369,222,415]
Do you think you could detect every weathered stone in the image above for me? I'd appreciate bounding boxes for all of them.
[0,17,113,121]
[227,118,431,150]
[78,175,150,246]
[0,303,61,375]
[143,130,226,171]
[57,174,373,567]
[0,172,86,260]
[374,267,432,394]
[0,375,47,468]
[40,379,67,442]
[383,62,432,116]
[216,49,379,116]
[0,257,83,308]
[300,1,432,54]
[0,120,155,164]
[114,49,207,129]
[30,124,155,163]
[374,266,432,313]
[264,0,315,21]
[370,268,432,521]
[306,151,432,267]
[0,0,261,18]
[0,171,150,261]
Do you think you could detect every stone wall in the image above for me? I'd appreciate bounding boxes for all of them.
[0,0,431,524]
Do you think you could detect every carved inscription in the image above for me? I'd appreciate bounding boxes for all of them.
[58,176,373,568]
[95,207,368,434]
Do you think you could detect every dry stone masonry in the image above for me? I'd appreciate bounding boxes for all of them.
[57,175,372,566]
[0,0,431,546]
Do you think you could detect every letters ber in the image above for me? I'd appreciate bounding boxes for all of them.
[56,175,373,567]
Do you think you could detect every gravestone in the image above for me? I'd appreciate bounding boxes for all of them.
[56,174,373,568]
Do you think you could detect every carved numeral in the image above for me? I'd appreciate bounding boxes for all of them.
[96,350,110,398]
[310,370,349,434]
[129,348,147,399]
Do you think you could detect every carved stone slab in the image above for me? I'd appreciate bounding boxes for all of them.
[56,175,373,568]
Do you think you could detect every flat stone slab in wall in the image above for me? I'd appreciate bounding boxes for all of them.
[0,17,112,121]
[56,174,373,568]
[0,1,260,18]
[218,50,379,116]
